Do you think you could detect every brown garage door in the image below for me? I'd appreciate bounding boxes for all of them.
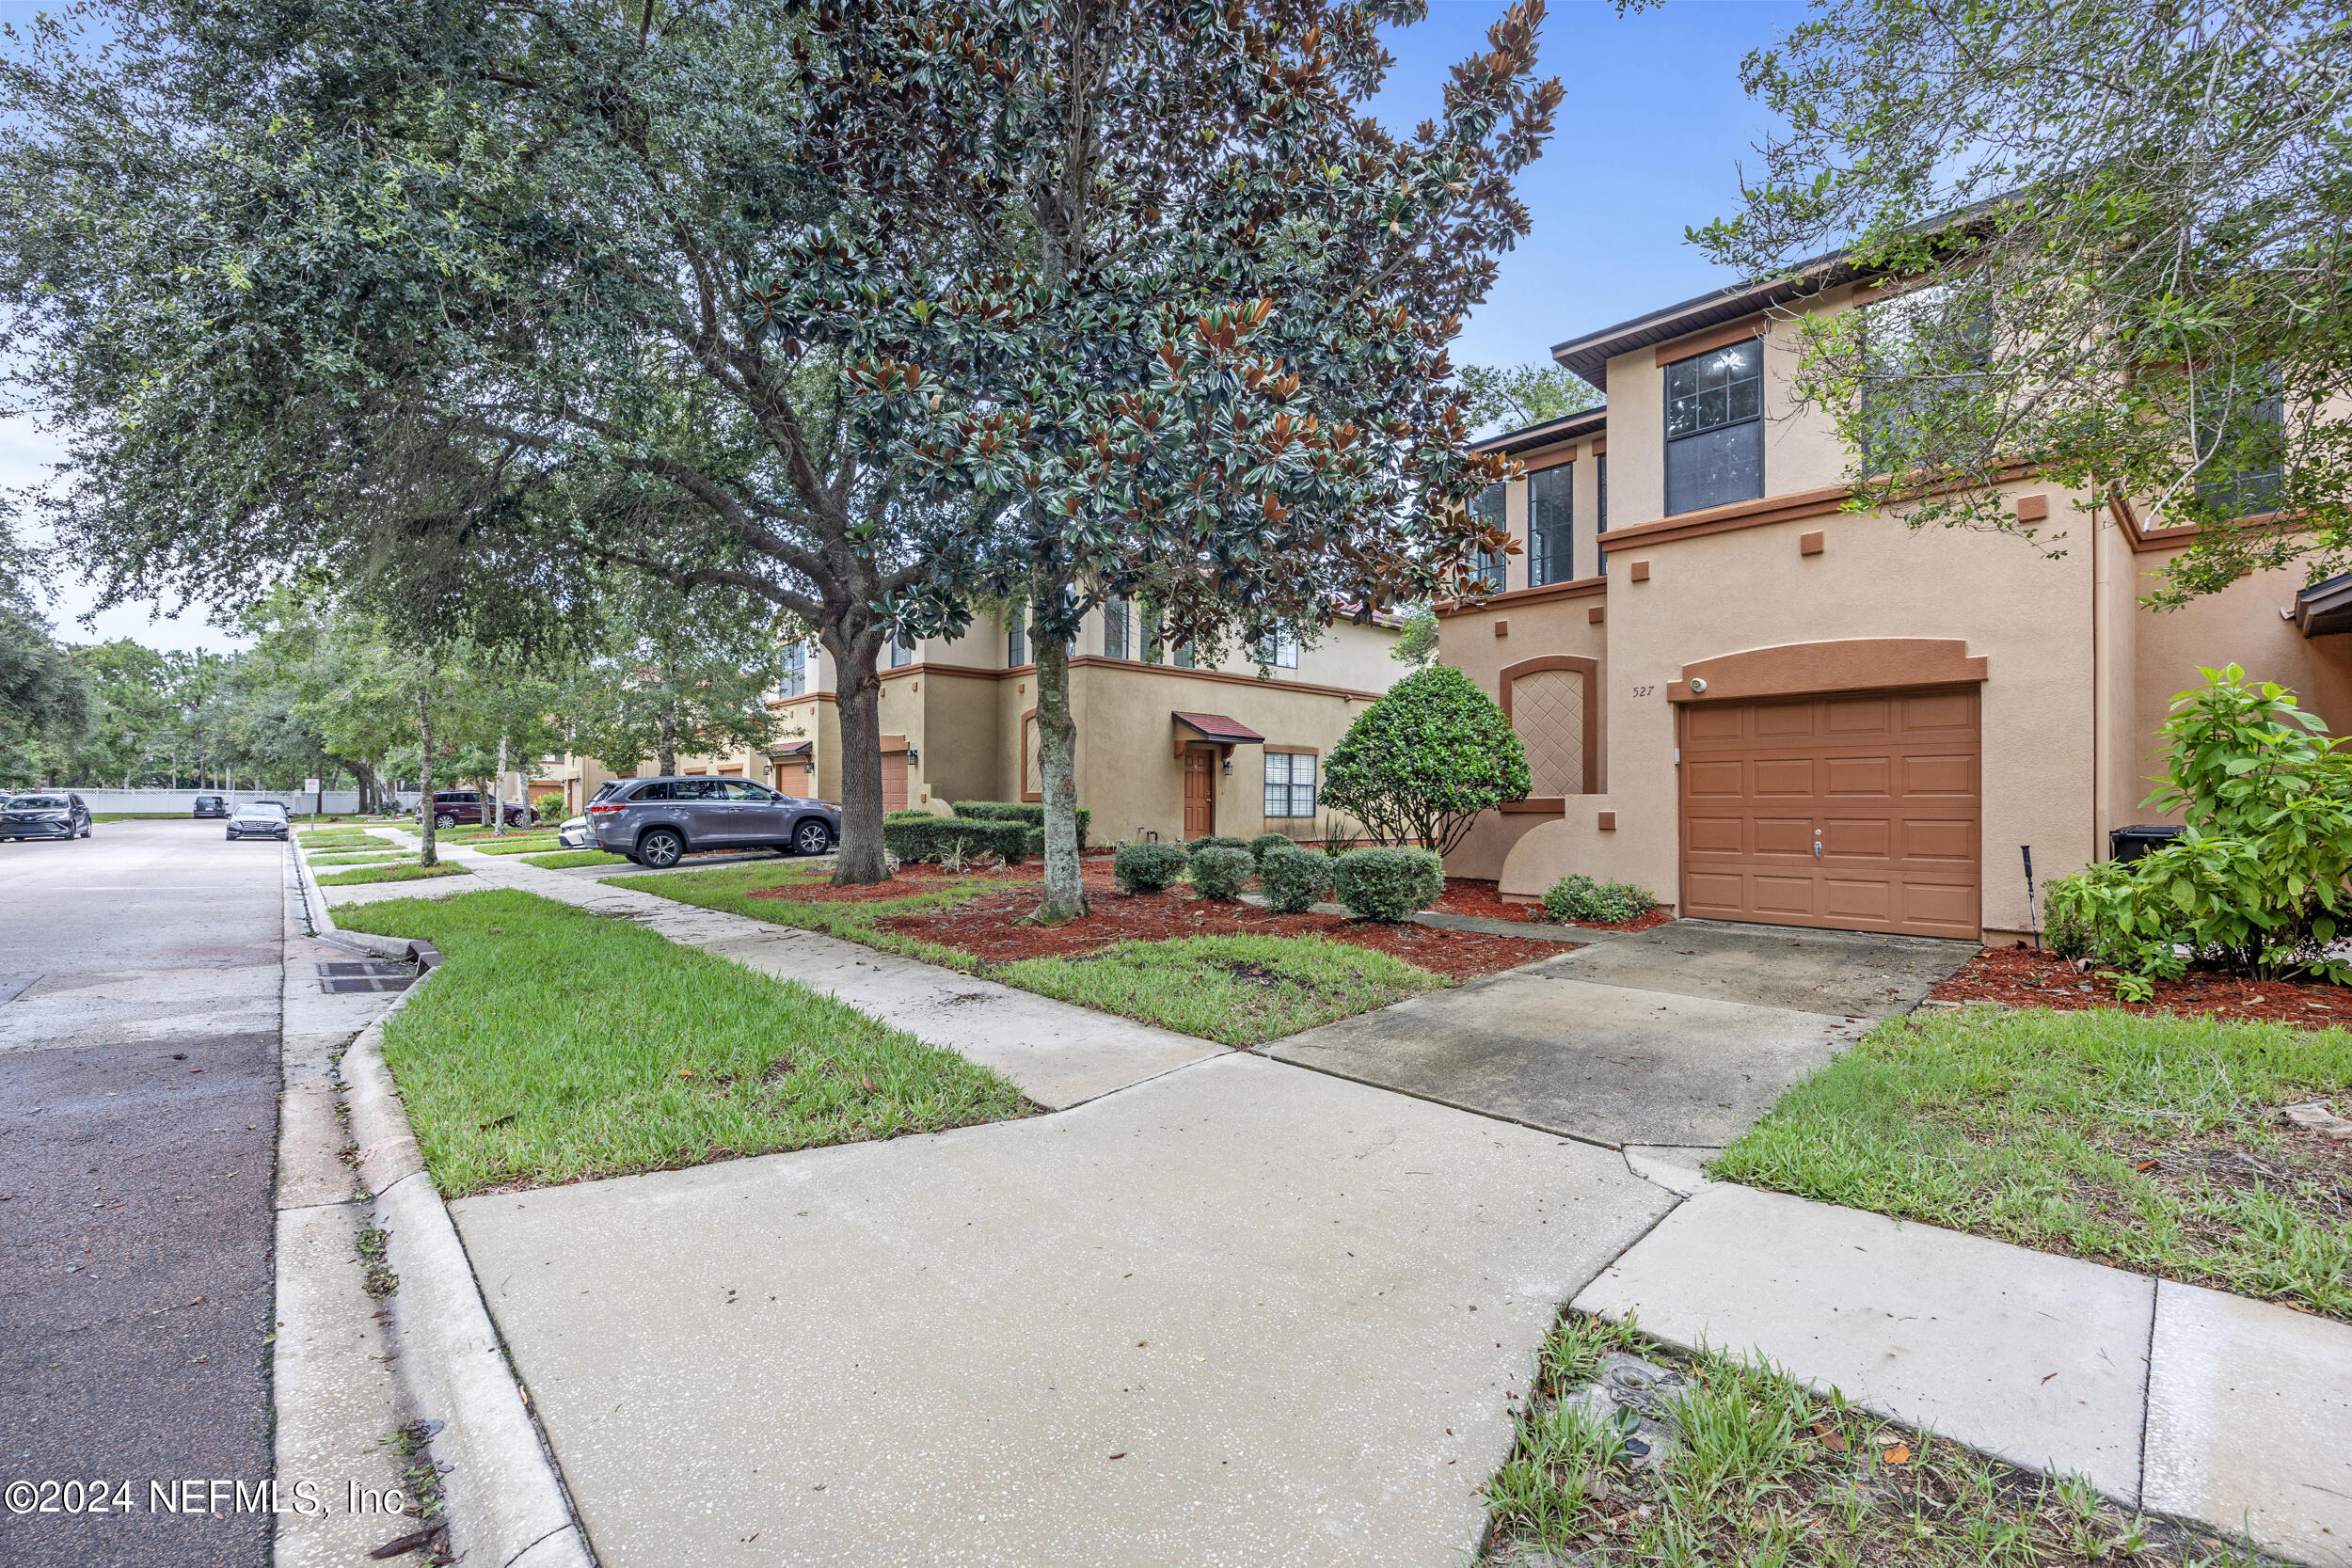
[1679,687,1980,939]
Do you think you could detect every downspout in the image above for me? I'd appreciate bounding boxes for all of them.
[2091,488,2109,865]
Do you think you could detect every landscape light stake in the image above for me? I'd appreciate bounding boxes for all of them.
[2022,845,2041,950]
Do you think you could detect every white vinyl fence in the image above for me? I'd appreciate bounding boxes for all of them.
[34,787,370,815]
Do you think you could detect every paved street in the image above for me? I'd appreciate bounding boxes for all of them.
[0,819,285,1568]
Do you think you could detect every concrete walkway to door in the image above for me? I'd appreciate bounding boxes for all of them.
[1262,920,1979,1156]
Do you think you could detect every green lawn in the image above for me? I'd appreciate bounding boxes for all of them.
[315,861,472,887]
[522,848,630,870]
[1716,1006,2352,1320]
[333,889,1031,1194]
[998,934,1445,1046]
[307,850,414,867]
[470,835,563,855]
[1485,1313,2255,1568]
[639,863,1454,1044]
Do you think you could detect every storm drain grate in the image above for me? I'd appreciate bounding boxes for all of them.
[317,961,415,994]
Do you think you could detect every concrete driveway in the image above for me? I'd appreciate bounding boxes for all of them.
[1263,920,1978,1156]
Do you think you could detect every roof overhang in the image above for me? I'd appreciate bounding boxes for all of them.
[1172,711,1264,760]
[2294,574,2352,637]
[1471,404,1609,458]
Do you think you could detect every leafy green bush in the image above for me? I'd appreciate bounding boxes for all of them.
[1187,845,1253,900]
[952,800,1089,847]
[882,816,1027,864]
[1113,841,1189,893]
[1248,832,1293,867]
[2043,875,2094,959]
[1260,845,1335,913]
[1185,834,1250,857]
[1320,666,1529,855]
[1332,847,1444,922]
[1541,874,1656,926]
[2055,666,2352,981]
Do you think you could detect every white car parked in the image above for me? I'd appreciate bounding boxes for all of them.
[226,800,291,842]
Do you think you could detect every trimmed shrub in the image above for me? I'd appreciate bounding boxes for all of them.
[1332,847,1444,922]
[952,800,1089,848]
[1185,834,1250,857]
[1321,666,1531,857]
[882,816,1027,864]
[1260,845,1335,913]
[1188,845,1253,900]
[1248,832,1293,867]
[1113,841,1189,893]
[1541,874,1656,926]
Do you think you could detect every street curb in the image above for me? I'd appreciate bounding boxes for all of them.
[298,841,597,1568]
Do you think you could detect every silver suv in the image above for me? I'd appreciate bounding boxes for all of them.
[586,776,840,868]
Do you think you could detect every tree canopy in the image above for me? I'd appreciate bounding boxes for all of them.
[1458,362,1600,436]
[1695,0,2352,603]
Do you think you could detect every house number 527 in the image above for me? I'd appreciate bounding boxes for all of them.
[1631,684,1655,698]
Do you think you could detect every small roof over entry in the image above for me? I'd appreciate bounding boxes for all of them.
[1171,711,1265,759]
[2294,574,2352,638]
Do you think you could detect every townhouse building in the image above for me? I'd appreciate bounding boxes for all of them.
[1442,266,2343,942]
[538,603,1400,845]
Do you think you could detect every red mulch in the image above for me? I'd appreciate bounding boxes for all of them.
[1434,878,1677,934]
[1932,942,2352,1027]
[755,856,1120,905]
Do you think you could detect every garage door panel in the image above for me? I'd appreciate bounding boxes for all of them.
[1753,758,1817,796]
[1823,755,1892,796]
[1680,684,1979,940]
[1901,752,1976,796]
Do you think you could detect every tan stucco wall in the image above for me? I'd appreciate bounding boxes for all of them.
[1438,588,1611,879]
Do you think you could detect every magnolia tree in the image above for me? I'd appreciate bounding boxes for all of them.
[1697,0,2352,602]
[764,0,1563,918]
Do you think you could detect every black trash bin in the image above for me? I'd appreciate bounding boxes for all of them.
[2109,824,2185,864]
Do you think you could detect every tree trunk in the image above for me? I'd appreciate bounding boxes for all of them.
[416,691,437,866]
[657,686,677,779]
[828,629,891,887]
[1031,588,1088,924]
[492,735,508,835]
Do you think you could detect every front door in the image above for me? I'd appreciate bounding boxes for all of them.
[882,749,909,813]
[1183,746,1216,839]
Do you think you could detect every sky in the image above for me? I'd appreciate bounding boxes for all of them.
[8,0,1804,653]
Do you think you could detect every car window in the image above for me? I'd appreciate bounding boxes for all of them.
[630,782,674,801]
[7,795,68,809]
[716,780,772,801]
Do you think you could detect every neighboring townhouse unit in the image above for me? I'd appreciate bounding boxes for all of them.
[542,605,1399,844]
[1443,267,2346,942]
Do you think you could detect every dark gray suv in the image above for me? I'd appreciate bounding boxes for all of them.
[586,776,839,868]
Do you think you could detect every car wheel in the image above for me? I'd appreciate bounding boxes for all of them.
[434,813,457,830]
[637,828,685,868]
[792,820,833,857]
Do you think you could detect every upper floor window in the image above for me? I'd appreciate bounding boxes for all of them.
[1172,641,1195,669]
[1254,628,1298,669]
[1664,338,1763,515]
[2193,368,2285,520]
[1470,483,1508,591]
[1104,598,1131,659]
[889,634,914,669]
[782,641,807,698]
[1529,464,1573,586]
[1007,613,1026,668]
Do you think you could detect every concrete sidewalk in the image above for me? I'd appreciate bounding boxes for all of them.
[329,834,1225,1108]
[1578,1168,2352,1566]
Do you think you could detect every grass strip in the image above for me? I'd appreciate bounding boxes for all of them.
[469,836,563,856]
[637,863,1454,1045]
[1486,1312,2260,1568]
[306,850,414,867]
[1716,1006,2352,1321]
[315,861,472,888]
[996,933,1444,1046]
[332,889,1031,1194]
[522,849,631,870]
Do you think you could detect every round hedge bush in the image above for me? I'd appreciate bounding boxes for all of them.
[1113,841,1190,893]
[1540,874,1656,926]
[1187,845,1253,901]
[1260,845,1335,913]
[1248,832,1294,867]
[1184,833,1251,857]
[1332,847,1444,922]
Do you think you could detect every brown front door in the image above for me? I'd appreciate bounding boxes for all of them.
[1679,687,1980,939]
[1183,746,1216,839]
[882,749,909,813]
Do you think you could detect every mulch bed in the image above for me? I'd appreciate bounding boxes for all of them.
[1434,877,1677,933]
[1931,941,2352,1027]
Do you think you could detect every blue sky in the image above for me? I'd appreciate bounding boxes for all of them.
[18,0,1803,648]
